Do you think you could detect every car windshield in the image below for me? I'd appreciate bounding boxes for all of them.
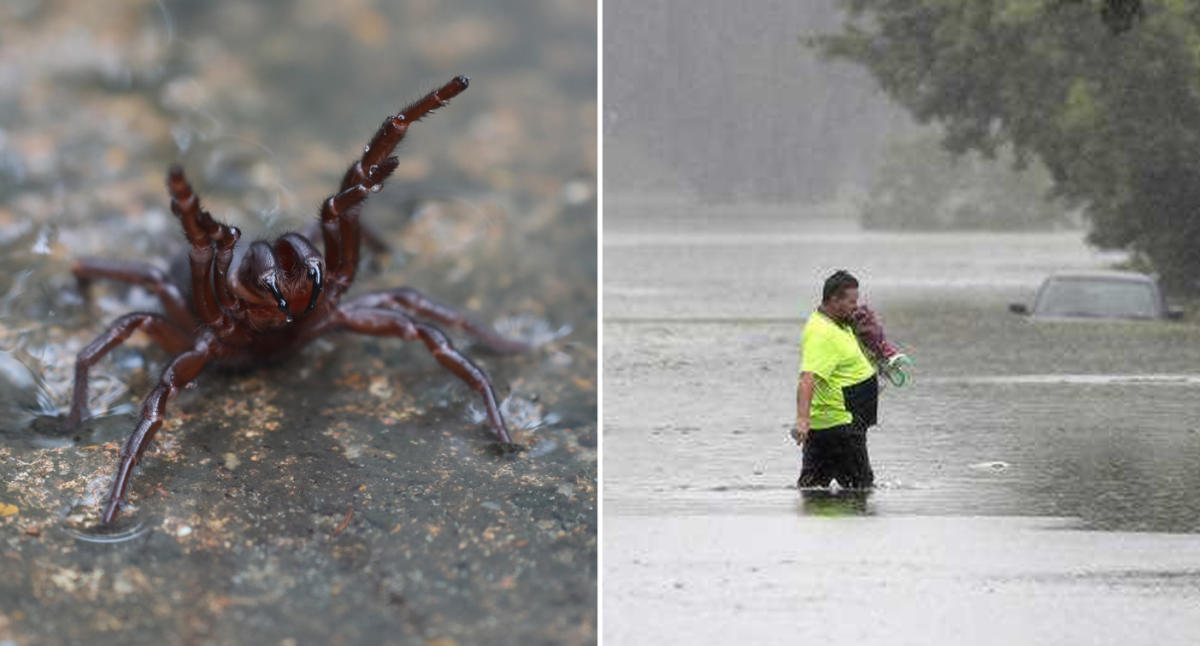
[1034,277,1159,319]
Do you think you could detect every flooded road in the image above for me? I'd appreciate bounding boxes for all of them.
[603,201,1200,644]
[0,2,596,645]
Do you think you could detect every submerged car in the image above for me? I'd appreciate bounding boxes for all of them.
[1009,270,1184,320]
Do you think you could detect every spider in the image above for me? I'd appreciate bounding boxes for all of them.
[65,76,530,526]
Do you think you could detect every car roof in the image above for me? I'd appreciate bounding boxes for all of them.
[1045,270,1156,284]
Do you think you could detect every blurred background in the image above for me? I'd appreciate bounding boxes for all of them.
[0,1,595,644]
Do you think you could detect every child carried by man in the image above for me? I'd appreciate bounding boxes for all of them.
[850,304,912,387]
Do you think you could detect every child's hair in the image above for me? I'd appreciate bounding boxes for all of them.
[851,305,897,362]
[852,304,912,387]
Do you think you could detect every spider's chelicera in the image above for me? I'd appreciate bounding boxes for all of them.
[66,76,529,526]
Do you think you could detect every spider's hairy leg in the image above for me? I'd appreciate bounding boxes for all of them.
[320,156,400,292]
[100,345,214,526]
[338,306,515,444]
[319,76,469,292]
[317,183,367,292]
[71,259,195,330]
[347,287,530,354]
[165,167,239,332]
[205,214,242,314]
[349,76,470,191]
[302,219,390,261]
[66,312,193,432]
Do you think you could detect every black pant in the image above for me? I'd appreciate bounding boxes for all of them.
[799,374,878,489]
[797,424,874,489]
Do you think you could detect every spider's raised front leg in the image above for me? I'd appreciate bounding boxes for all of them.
[101,344,214,525]
[72,260,195,330]
[337,306,514,444]
[67,312,193,432]
[318,76,470,296]
[303,219,390,261]
[166,166,241,332]
[347,287,530,354]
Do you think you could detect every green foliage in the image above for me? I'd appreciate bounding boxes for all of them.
[819,0,1200,292]
[861,133,1074,230]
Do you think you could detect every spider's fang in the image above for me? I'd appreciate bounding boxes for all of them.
[303,263,323,315]
[262,274,292,320]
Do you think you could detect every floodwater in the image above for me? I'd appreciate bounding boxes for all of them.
[0,2,596,645]
[604,201,1200,645]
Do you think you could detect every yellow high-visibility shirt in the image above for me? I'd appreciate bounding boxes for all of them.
[800,310,876,430]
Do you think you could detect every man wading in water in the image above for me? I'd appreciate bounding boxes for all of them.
[794,270,878,489]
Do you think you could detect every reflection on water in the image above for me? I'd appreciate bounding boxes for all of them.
[63,517,150,544]
[797,488,873,517]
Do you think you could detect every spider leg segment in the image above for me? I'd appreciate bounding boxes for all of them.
[319,166,394,293]
[352,76,470,191]
[67,312,194,432]
[101,345,214,525]
[347,288,530,354]
[303,219,390,263]
[320,76,470,294]
[166,166,242,330]
[71,259,195,330]
[337,306,513,444]
[208,218,242,314]
[317,183,369,292]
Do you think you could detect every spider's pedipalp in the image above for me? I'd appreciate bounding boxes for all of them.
[166,167,236,333]
[210,223,242,313]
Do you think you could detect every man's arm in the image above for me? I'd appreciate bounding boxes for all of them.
[795,371,815,445]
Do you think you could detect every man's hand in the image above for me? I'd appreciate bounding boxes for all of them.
[796,371,815,445]
[792,418,810,445]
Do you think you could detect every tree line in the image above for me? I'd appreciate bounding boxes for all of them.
[818,0,1200,293]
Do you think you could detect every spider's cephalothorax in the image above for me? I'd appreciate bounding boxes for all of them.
[67,76,530,525]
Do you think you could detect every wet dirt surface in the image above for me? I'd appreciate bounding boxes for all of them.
[0,2,596,644]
